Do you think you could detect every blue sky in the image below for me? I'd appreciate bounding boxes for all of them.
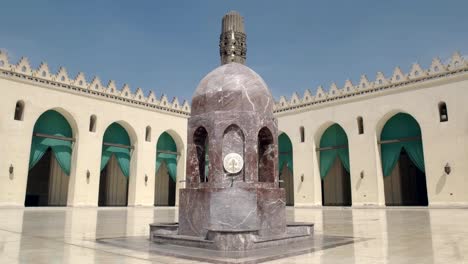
[1,1,467,102]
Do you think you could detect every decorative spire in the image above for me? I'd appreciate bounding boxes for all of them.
[219,11,247,65]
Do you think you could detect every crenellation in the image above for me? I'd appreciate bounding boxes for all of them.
[55,66,70,83]
[89,76,104,92]
[328,82,340,97]
[160,94,169,107]
[0,51,190,116]
[106,80,119,95]
[135,88,145,102]
[375,71,388,86]
[73,72,88,88]
[315,85,326,99]
[358,74,372,90]
[14,57,32,75]
[390,66,407,83]
[278,96,288,108]
[182,100,190,112]
[0,50,10,70]
[120,84,133,98]
[429,57,446,74]
[343,79,355,93]
[408,63,427,79]
[171,97,181,110]
[147,90,158,104]
[302,89,313,102]
[448,51,465,70]
[275,53,468,113]
[33,62,53,80]
[289,92,300,105]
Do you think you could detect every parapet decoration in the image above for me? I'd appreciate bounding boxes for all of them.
[0,51,191,116]
[274,52,468,114]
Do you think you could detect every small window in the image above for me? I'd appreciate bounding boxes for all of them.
[145,126,151,142]
[42,71,46,77]
[21,66,26,72]
[14,100,24,121]
[0,60,4,67]
[357,116,364,134]
[89,115,97,132]
[439,102,448,122]
[300,126,305,142]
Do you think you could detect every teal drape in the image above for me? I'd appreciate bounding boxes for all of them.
[319,124,349,179]
[380,113,425,176]
[156,132,177,181]
[278,133,293,174]
[101,123,131,177]
[28,110,73,175]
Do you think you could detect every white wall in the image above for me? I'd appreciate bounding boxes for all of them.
[0,77,187,207]
[277,75,468,207]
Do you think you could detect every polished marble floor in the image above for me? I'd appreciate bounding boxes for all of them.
[0,206,466,263]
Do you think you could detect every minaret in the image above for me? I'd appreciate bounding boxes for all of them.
[219,11,247,65]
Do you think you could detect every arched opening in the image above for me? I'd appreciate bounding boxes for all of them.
[318,124,351,206]
[25,110,74,206]
[155,132,178,206]
[14,100,24,121]
[89,115,97,132]
[99,122,132,206]
[146,126,152,142]
[380,113,428,206]
[223,125,245,181]
[194,127,209,183]
[258,127,274,183]
[438,102,448,122]
[278,133,294,206]
[357,116,364,134]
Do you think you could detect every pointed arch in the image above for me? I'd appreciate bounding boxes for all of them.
[278,132,293,174]
[26,109,76,206]
[318,124,350,179]
[156,132,178,181]
[278,132,294,206]
[380,113,424,176]
[379,112,428,206]
[29,110,74,175]
[100,123,131,177]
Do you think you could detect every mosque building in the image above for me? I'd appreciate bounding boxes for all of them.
[1,11,467,208]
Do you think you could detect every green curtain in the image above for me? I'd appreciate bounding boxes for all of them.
[278,133,293,174]
[319,124,349,179]
[28,110,73,175]
[380,113,425,176]
[156,132,177,181]
[101,123,131,177]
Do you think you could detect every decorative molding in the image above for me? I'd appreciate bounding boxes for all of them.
[274,52,468,114]
[0,50,190,117]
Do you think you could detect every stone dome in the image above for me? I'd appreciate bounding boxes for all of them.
[191,63,274,116]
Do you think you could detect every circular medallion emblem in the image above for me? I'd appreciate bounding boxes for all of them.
[223,153,244,174]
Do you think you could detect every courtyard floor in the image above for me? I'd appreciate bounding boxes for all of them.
[0,206,466,263]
